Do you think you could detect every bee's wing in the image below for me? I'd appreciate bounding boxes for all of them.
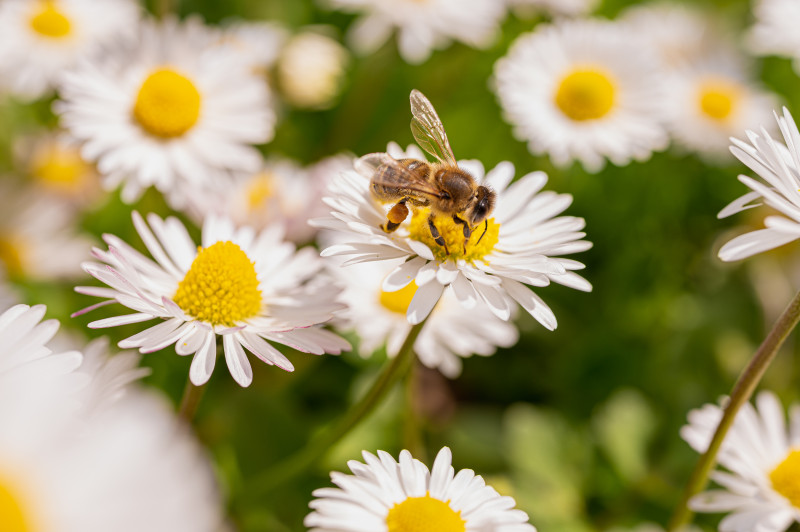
[409,89,457,165]
[358,152,442,197]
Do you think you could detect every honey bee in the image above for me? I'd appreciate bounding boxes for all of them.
[356,89,496,255]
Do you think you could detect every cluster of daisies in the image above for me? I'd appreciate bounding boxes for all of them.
[3,0,800,530]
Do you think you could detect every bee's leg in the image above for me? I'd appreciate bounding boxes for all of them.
[382,199,409,233]
[451,215,471,253]
[475,219,488,245]
[427,215,449,255]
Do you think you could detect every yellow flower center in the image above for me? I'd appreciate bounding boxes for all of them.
[0,473,34,532]
[771,449,800,508]
[31,144,91,193]
[386,493,466,532]
[0,235,26,278]
[407,209,500,263]
[245,173,276,213]
[554,69,616,121]
[379,281,418,314]
[173,241,262,327]
[697,79,740,122]
[29,1,71,38]
[133,69,202,138]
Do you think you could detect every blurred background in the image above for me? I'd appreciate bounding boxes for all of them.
[2,0,800,530]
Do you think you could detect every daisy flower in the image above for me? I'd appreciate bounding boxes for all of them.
[305,446,536,531]
[492,18,669,172]
[0,0,139,100]
[664,53,777,159]
[55,16,275,205]
[216,19,288,74]
[330,258,519,377]
[184,154,352,244]
[0,304,224,532]
[0,182,92,280]
[75,212,350,387]
[277,29,350,110]
[681,391,800,531]
[747,0,800,74]
[314,142,592,328]
[324,0,506,64]
[717,108,800,261]
[16,132,101,205]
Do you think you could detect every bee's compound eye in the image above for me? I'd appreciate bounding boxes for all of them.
[441,191,451,200]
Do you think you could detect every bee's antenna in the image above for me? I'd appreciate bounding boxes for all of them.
[476,219,488,245]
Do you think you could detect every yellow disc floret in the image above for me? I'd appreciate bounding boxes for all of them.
[770,449,800,508]
[245,173,276,213]
[697,79,740,122]
[386,493,466,532]
[408,208,500,264]
[31,145,91,193]
[173,241,262,327]
[0,474,33,532]
[379,281,418,314]
[133,69,202,138]
[0,235,25,278]
[555,69,616,121]
[29,1,71,38]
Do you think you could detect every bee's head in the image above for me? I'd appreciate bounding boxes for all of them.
[466,186,496,227]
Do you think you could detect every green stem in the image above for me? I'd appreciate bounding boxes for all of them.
[178,375,207,423]
[155,0,176,18]
[667,288,800,532]
[403,359,425,458]
[245,321,426,500]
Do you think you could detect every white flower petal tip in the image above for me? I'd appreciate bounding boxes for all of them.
[306,446,537,531]
[74,212,349,386]
[317,143,591,331]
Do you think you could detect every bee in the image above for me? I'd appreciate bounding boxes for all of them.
[356,89,496,255]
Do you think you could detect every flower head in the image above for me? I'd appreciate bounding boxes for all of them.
[717,108,800,261]
[492,18,669,172]
[314,143,592,328]
[55,16,275,205]
[76,212,350,387]
[681,391,800,531]
[305,446,536,531]
[747,0,800,75]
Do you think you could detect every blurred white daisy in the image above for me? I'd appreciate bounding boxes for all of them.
[717,108,800,261]
[0,182,92,280]
[747,0,800,73]
[507,0,598,18]
[75,212,350,387]
[55,16,275,205]
[0,0,139,100]
[314,142,592,328]
[492,18,669,172]
[184,154,352,244]
[681,391,800,531]
[324,0,506,64]
[330,258,518,377]
[665,53,777,159]
[16,132,101,205]
[217,19,288,73]
[305,446,537,531]
[0,304,224,532]
[278,29,349,110]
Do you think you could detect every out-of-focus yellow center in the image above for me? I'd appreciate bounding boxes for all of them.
[408,208,500,263]
[0,474,33,532]
[173,241,262,327]
[555,69,616,121]
[379,281,418,314]
[697,79,740,121]
[771,449,800,508]
[245,173,276,213]
[0,235,25,278]
[29,1,71,38]
[386,493,465,532]
[133,69,202,138]
[31,144,91,193]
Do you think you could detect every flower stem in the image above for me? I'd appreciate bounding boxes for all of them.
[667,288,800,532]
[244,320,426,500]
[155,0,176,18]
[178,375,207,423]
[403,359,425,458]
